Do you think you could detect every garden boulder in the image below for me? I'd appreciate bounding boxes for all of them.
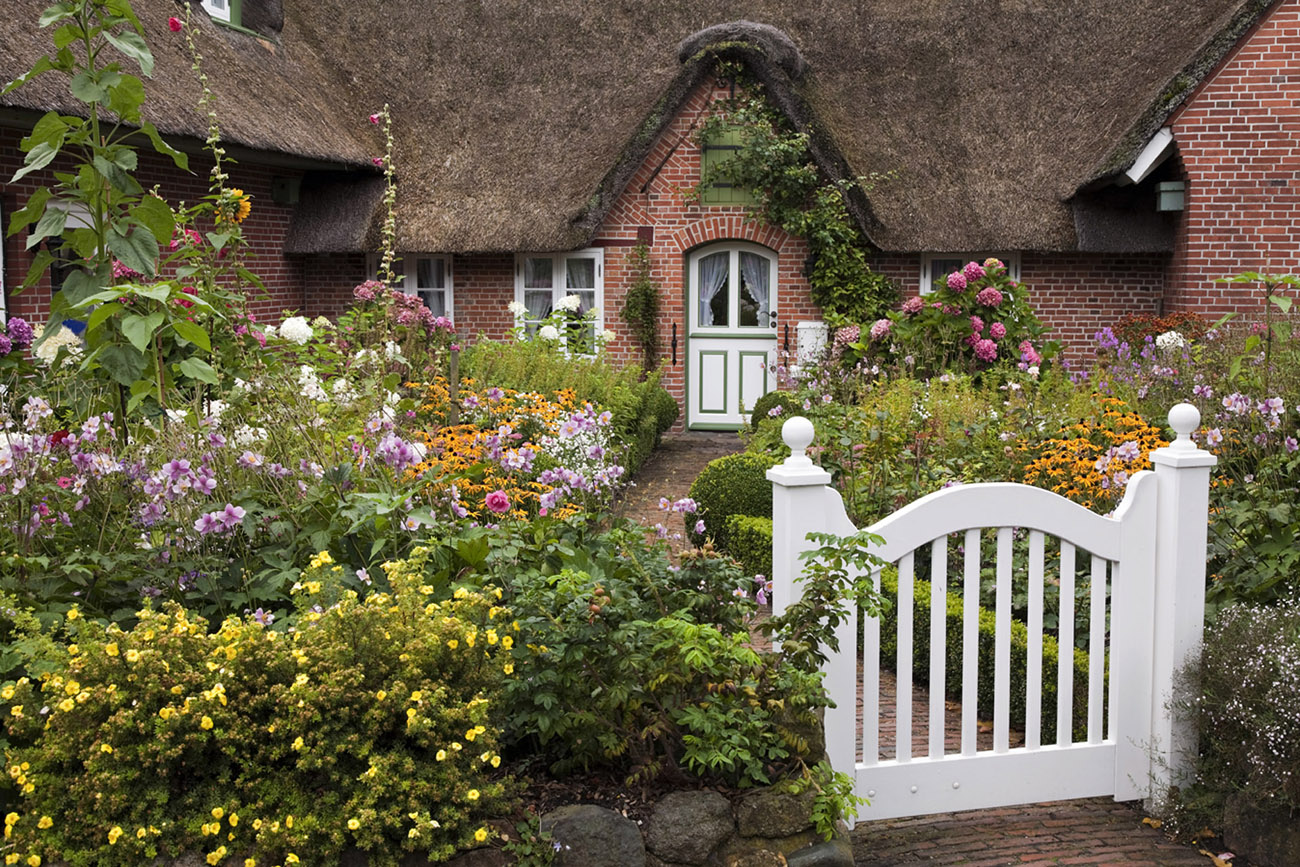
[645,790,734,863]
[542,804,646,867]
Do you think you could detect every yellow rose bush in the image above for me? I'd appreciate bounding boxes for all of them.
[1,555,511,867]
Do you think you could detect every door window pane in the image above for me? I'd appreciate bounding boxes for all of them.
[698,250,730,328]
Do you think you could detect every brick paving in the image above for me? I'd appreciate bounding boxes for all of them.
[617,432,1216,867]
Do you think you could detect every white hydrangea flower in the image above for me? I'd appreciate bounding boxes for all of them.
[538,324,560,341]
[330,378,358,404]
[279,316,313,345]
[384,340,405,362]
[507,301,527,317]
[297,364,328,401]
[555,294,582,312]
[598,329,616,343]
[33,325,83,367]
[1155,330,1185,351]
[233,425,268,445]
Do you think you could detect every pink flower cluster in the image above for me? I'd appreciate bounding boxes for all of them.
[963,261,985,282]
[946,271,967,292]
[168,229,204,251]
[901,296,924,316]
[973,338,997,362]
[975,287,1003,307]
[111,260,143,282]
[353,280,386,302]
[870,319,892,340]
[1019,340,1042,366]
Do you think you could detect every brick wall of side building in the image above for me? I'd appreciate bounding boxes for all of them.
[1167,0,1300,316]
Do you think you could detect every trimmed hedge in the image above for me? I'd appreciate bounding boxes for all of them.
[709,517,1093,741]
[749,389,793,430]
[687,453,777,550]
[878,569,1093,744]
[725,514,774,579]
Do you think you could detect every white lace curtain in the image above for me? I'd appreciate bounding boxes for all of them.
[698,252,729,326]
[740,252,769,323]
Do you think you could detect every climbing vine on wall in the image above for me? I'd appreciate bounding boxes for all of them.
[621,240,660,368]
[694,73,897,324]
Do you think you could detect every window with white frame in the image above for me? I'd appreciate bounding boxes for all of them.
[514,248,604,344]
[201,0,233,23]
[368,254,453,321]
[920,253,1020,295]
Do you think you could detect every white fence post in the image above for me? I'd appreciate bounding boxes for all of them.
[767,417,859,783]
[1147,402,1217,805]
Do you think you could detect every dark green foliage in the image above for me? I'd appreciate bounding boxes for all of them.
[687,452,777,549]
[695,83,897,323]
[725,514,773,579]
[749,389,793,430]
[876,569,1092,743]
[621,240,660,369]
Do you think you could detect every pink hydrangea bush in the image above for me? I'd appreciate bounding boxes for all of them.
[854,258,1059,378]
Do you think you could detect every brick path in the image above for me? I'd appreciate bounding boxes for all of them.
[617,431,1216,867]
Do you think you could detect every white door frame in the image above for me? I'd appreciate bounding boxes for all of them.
[686,242,778,429]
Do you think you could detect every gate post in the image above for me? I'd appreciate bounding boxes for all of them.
[766,417,832,619]
[1147,403,1217,805]
[767,417,859,783]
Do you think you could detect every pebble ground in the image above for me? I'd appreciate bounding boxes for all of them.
[616,430,1219,867]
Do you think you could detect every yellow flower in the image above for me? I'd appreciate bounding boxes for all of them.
[1,686,13,701]
[474,827,489,843]
[447,639,458,650]
[503,663,514,675]
[229,814,238,827]
[375,690,386,701]
[435,749,446,761]
[5,855,17,865]
[37,817,51,830]
[159,707,174,720]
[136,827,147,839]
[501,635,513,650]
[245,860,256,867]
[108,826,123,844]
[409,690,422,702]
[58,699,74,713]
[347,818,360,830]
[201,716,214,730]
[5,813,18,826]
[125,649,140,663]
[286,854,299,864]
[466,789,480,801]
[211,807,224,820]
[99,743,113,754]
[26,856,40,867]
[105,643,118,656]
[491,755,501,768]
[292,736,305,751]
[65,607,79,621]
[285,815,293,829]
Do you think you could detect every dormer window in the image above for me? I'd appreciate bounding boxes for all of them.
[201,0,234,24]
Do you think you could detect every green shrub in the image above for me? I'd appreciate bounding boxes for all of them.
[725,514,773,580]
[687,453,777,550]
[749,390,793,430]
[462,339,676,474]
[1,553,514,867]
[502,552,825,788]
[877,569,1091,744]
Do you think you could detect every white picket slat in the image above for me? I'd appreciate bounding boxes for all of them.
[1026,530,1045,750]
[863,568,881,766]
[961,529,979,757]
[897,551,915,763]
[1057,541,1077,746]
[1087,554,1107,744]
[994,527,1012,754]
[929,538,948,758]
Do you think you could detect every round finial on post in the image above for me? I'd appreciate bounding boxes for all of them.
[782,416,816,468]
[1167,402,1201,451]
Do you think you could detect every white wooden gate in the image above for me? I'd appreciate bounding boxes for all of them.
[768,404,1216,821]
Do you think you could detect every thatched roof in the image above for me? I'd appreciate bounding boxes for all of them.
[1,0,1274,254]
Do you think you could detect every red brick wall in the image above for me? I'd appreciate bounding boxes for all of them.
[869,252,1166,359]
[1167,0,1300,315]
[0,126,308,323]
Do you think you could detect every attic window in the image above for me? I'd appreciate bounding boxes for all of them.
[201,0,236,25]
[700,127,755,206]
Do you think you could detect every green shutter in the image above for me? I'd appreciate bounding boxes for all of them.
[700,127,755,206]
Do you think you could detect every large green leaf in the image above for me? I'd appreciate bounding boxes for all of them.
[23,111,68,150]
[7,188,52,237]
[85,301,124,333]
[171,319,211,352]
[130,194,174,244]
[2,56,54,95]
[25,205,66,250]
[106,223,157,277]
[92,154,142,196]
[120,310,164,353]
[101,28,153,76]
[96,343,147,386]
[177,357,218,385]
[69,69,109,105]
[105,72,145,123]
[11,141,60,183]
[38,3,77,27]
[139,122,188,170]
